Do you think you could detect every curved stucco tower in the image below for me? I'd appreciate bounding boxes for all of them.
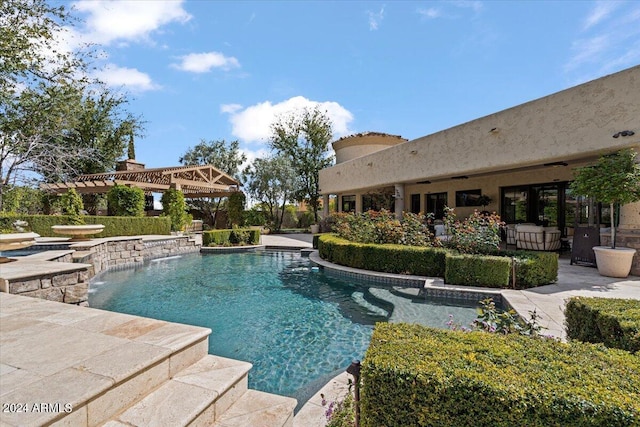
[332,132,408,164]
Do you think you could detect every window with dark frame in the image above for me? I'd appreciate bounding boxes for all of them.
[426,192,447,219]
[455,189,482,207]
[342,195,356,212]
[410,194,421,214]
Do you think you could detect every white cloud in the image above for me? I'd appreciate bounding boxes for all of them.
[94,64,160,92]
[172,52,240,73]
[583,2,618,30]
[367,6,385,31]
[222,96,354,144]
[564,3,640,79]
[417,8,441,19]
[220,104,243,114]
[450,1,483,13]
[72,0,192,45]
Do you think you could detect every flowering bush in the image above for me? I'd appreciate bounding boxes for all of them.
[331,209,437,246]
[443,207,504,254]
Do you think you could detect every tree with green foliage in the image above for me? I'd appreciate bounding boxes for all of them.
[60,189,84,225]
[227,192,246,227]
[0,185,44,214]
[107,185,145,217]
[0,0,144,209]
[269,107,334,223]
[179,139,247,227]
[571,149,640,249]
[161,188,190,232]
[243,155,298,231]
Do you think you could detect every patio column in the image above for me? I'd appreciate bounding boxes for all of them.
[355,194,363,213]
[322,194,329,218]
[394,184,405,219]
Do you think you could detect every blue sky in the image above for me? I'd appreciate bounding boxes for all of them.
[60,0,640,170]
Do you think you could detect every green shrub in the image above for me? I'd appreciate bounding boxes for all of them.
[445,253,511,287]
[318,234,446,277]
[59,189,85,225]
[203,228,260,246]
[0,214,170,237]
[160,188,190,231]
[1,185,45,214]
[318,235,558,289]
[492,249,558,288]
[107,185,145,216]
[565,297,640,353]
[361,323,640,427]
[227,192,246,227]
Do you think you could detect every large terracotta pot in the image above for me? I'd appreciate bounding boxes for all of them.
[592,246,636,278]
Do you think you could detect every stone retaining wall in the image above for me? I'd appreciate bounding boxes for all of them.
[1,266,92,305]
[72,236,199,274]
[1,236,200,305]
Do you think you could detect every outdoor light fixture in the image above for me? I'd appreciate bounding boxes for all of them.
[543,161,568,167]
[612,130,635,138]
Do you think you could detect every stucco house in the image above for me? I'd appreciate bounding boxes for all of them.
[318,65,640,273]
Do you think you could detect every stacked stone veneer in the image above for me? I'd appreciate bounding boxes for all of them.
[72,236,199,275]
[600,229,640,276]
[0,266,92,305]
[2,236,200,305]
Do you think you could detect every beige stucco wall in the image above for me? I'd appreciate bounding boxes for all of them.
[320,65,640,195]
[333,133,407,164]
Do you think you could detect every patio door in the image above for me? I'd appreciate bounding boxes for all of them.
[500,182,569,234]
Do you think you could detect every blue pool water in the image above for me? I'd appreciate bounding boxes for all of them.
[88,251,480,405]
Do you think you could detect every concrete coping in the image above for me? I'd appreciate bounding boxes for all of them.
[0,259,92,281]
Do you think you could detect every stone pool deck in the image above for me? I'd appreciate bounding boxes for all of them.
[0,292,296,426]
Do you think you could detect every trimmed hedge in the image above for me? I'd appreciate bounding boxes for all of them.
[445,253,511,287]
[0,214,171,237]
[565,297,640,353]
[500,249,558,288]
[318,234,558,288]
[361,323,640,427]
[318,234,447,277]
[203,228,260,246]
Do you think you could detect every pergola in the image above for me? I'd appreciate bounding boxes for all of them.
[40,164,241,198]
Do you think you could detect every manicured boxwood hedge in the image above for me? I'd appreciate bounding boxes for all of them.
[496,249,558,289]
[445,253,511,287]
[318,234,447,277]
[361,323,640,427]
[565,297,640,353]
[202,228,260,246]
[317,234,558,288]
[0,214,171,237]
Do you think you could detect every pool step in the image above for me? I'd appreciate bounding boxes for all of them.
[108,355,252,426]
[212,389,297,427]
[0,294,297,427]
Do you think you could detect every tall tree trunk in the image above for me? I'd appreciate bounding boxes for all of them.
[610,202,616,249]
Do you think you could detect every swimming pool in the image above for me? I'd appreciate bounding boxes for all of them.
[88,251,480,406]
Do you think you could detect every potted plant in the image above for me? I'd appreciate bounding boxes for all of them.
[570,149,640,277]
